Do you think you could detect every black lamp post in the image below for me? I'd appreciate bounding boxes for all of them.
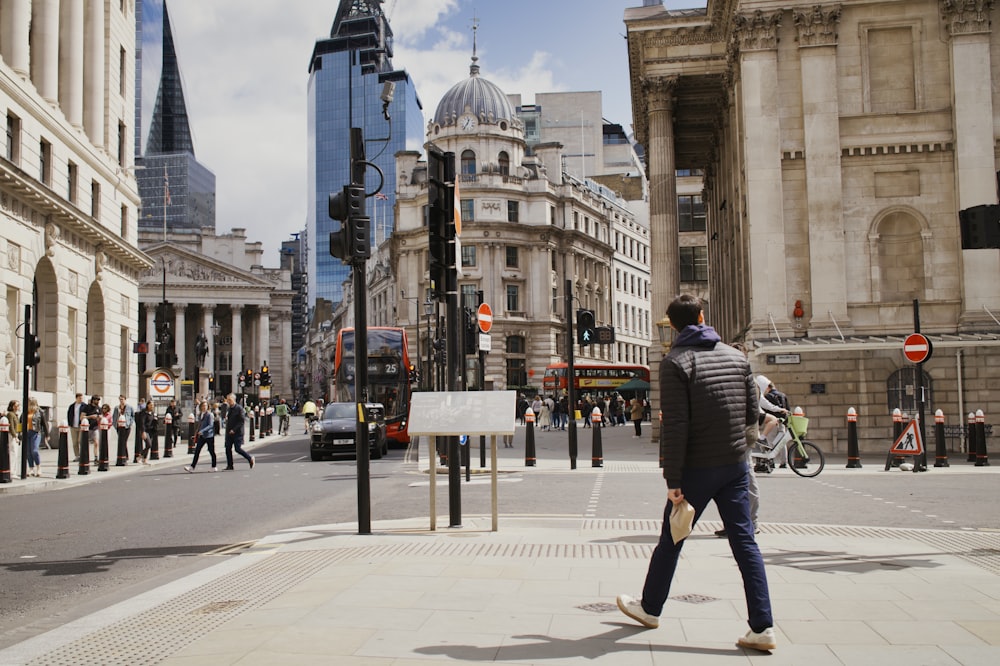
[423,298,434,390]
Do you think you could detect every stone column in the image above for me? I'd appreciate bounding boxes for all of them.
[202,307,215,397]
[795,6,848,329]
[943,0,997,209]
[59,0,85,128]
[258,307,271,370]
[1,0,30,76]
[83,0,105,146]
[231,305,244,380]
[735,10,787,331]
[173,303,186,375]
[31,0,61,103]
[643,74,679,440]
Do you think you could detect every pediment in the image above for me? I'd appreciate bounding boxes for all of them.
[140,244,272,289]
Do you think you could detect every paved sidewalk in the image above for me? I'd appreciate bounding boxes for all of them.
[2,507,999,664]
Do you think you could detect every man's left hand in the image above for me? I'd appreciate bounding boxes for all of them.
[667,488,685,505]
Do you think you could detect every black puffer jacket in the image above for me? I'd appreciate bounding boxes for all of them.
[660,324,758,488]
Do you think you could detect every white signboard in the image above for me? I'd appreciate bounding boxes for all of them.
[479,333,491,352]
[408,391,516,436]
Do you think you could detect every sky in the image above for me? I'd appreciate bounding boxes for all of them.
[152,0,701,265]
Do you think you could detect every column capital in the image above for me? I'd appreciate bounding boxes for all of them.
[231,304,244,314]
[941,0,994,36]
[642,75,679,112]
[734,9,783,51]
[173,302,187,311]
[793,5,842,47]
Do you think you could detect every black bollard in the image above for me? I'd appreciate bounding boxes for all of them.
[975,409,989,466]
[134,416,142,463]
[248,408,256,442]
[524,411,536,466]
[0,417,11,483]
[846,407,862,468]
[163,413,173,458]
[933,409,949,467]
[187,413,196,454]
[97,420,110,471]
[149,416,160,460]
[56,423,70,479]
[115,415,129,466]
[967,412,977,462]
[591,408,604,468]
[78,416,91,475]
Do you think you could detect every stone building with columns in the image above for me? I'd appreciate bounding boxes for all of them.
[387,55,639,393]
[626,0,1000,452]
[138,227,293,401]
[1,1,150,420]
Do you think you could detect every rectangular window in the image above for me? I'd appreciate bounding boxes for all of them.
[507,200,519,222]
[505,246,519,268]
[506,284,519,312]
[39,139,51,185]
[91,180,101,220]
[866,26,916,113]
[118,121,127,166]
[119,47,127,96]
[460,284,478,309]
[506,358,526,388]
[120,204,128,238]
[678,195,706,232]
[679,246,709,282]
[461,244,476,267]
[67,161,78,203]
[6,112,20,163]
[460,199,474,223]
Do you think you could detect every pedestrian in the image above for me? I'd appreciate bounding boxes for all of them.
[112,395,135,461]
[224,393,254,470]
[85,395,101,460]
[716,342,761,538]
[138,400,157,465]
[185,401,218,472]
[582,395,592,428]
[538,396,551,431]
[6,400,21,465]
[165,398,180,451]
[503,399,517,448]
[301,399,317,434]
[66,393,85,461]
[275,398,289,435]
[24,397,49,477]
[617,294,775,651]
[630,396,644,438]
[517,395,528,426]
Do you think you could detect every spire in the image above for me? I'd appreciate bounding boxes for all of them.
[469,12,480,77]
[145,0,194,156]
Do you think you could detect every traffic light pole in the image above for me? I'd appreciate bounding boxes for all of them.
[21,304,31,480]
[565,280,578,470]
[443,156,462,528]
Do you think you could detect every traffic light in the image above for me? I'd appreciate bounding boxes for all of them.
[209,374,215,390]
[238,371,245,387]
[576,309,595,346]
[433,337,447,365]
[260,363,270,386]
[26,333,41,366]
[329,185,369,262]
[408,364,417,384]
[463,307,477,354]
[427,146,454,300]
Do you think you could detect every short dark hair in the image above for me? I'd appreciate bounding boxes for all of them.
[667,294,703,330]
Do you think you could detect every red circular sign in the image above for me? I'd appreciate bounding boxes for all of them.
[477,302,493,333]
[903,333,932,364]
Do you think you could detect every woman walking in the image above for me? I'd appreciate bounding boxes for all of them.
[5,400,21,466]
[24,398,49,476]
[138,401,157,465]
[630,397,644,438]
[185,401,218,473]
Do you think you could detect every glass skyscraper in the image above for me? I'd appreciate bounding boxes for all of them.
[135,0,216,234]
[307,0,424,310]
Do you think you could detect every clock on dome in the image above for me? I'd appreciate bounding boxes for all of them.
[459,114,479,131]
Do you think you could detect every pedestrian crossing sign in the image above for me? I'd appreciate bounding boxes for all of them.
[889,419,924,456]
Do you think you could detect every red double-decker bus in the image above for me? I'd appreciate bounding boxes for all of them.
[542,362,649,393]
[333,327,411,445]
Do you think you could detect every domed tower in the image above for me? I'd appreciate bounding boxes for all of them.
[427,49,527,177]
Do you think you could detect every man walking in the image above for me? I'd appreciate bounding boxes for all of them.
[66,393,85,461]
[112,395,135,461]
[223,393,254,470]
[617,294,775,651]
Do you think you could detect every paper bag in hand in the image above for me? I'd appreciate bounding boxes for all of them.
[669,500,695,544]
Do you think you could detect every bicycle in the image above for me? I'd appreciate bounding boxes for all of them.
[750,409,825,478]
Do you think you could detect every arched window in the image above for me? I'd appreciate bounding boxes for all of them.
[886,366,933,416]
[461,150,476,176]
[498,151,510,175]
[872,210,925,303]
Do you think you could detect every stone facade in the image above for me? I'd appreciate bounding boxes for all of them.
[1,1,150,421]
[627,0,1000,452]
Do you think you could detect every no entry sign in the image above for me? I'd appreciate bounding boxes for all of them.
[903,333,932,364]
[477,302,493,333]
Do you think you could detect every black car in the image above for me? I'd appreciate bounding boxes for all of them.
[309,402,387,461]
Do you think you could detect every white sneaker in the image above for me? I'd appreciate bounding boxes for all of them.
[737,627,776,651]
[616,594,658,628]
[184,466,193,473]
[211,467,218,472]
